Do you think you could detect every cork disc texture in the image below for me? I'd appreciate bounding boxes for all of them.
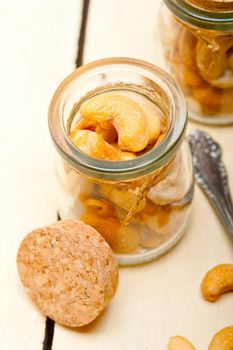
[17,220,119,327]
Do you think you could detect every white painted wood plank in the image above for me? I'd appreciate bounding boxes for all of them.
[0,1,82,349]
[84,0,164,67]
[54,1,233,349]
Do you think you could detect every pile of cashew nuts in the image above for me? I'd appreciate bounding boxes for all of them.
[67,93,192,253]
[168,264,233,349]
[164,19,233,116]
[70,93,165,158]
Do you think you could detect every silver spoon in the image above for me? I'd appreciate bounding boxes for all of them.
[188,129,233,242]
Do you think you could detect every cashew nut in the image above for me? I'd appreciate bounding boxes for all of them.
[201,264,233,302]
[99,183,146,214]
[138,98,162,144]
[81,197,139,253]
[83,198,113,216]
[168,336,196,350]
[95,124,118,143]
[192,82,222,112]
[134,199,158,224]
[71,129,120,160]
[208,70,233,89]
[72,116,118,143]
[111,143,137,160]
[208,326,233,350]
[178,63,204,87]
[81,206,120,249]
[178,28,198,70]
[71,129,135,161]
[113,225,139,254]
[196,37,233,88]
[80,93,150,152]
[196,39,227,80]
[70,118,96,136]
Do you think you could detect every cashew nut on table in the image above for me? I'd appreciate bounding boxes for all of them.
[168,336,196,350]
[167,264,233,349]
[168,327,233,350]
[201,264,233,302]
[208,326,233,350]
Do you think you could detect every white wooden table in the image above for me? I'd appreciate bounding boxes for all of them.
[0,1,232,349]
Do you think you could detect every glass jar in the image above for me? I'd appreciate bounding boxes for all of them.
[48,58,194,265]
[159,0,233,125]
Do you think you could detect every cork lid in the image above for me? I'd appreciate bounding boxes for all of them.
[186,0,233,12]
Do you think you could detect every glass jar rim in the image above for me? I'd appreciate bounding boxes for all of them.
[164,0,233,30]
[48,57,187,181]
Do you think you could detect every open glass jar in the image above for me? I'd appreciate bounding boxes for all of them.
[159,0,233,125]
[48,58,194,265]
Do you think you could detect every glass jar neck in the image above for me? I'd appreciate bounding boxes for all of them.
[49,58,187,182]
[164,0,233,30]
[187,0,233,12]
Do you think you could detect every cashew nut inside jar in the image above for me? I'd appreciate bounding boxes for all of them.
[159,0,233,125]
[48,58,194,266]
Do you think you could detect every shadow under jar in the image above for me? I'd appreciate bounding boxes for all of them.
[48,58,194,266]
[159,0,233,125]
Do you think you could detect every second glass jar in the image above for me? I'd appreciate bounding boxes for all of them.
[159,0,233,125]
[49,58,194,265]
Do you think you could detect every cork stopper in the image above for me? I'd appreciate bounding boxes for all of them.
[186,0,233,12]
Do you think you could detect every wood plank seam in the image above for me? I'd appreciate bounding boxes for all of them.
[42,213,61,349]
[42,317,55,350]
[76,0,91,68]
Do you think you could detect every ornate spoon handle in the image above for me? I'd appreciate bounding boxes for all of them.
[188,130,233,242]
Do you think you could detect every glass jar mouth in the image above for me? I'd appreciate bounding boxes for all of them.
[48,57,187,181]
[164,0,233,30]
